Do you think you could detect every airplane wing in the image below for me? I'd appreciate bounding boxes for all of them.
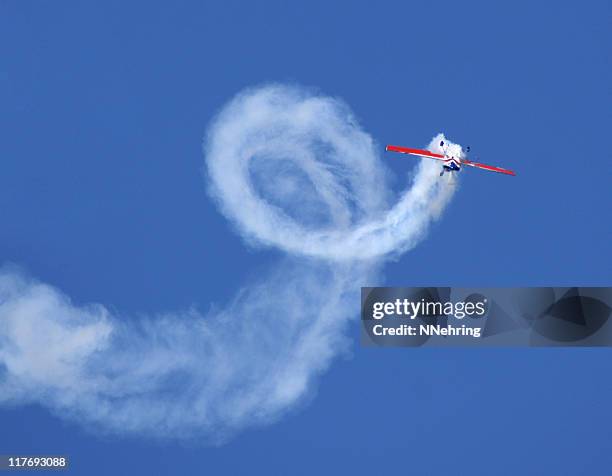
[385,145,445,161]
[461,158,516,176]
[386,144,516,176]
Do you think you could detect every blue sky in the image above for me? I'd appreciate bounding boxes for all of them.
[1,1,611,474]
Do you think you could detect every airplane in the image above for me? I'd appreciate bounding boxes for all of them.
[385,140,516,177]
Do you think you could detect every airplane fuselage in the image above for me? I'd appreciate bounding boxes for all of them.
[440,155,462,176]
[442,156,461,172]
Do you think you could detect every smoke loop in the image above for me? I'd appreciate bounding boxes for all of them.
[0,84,459,440]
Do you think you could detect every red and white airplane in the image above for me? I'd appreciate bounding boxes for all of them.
[385,140,516,177]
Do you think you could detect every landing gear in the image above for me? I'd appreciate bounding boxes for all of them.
[439,168,445,177]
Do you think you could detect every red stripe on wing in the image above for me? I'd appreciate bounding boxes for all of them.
[461,159,516,176]
[385,145,445,160]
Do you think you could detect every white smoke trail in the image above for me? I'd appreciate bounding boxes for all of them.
[206,85,459,260]
[0,84,459,440]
